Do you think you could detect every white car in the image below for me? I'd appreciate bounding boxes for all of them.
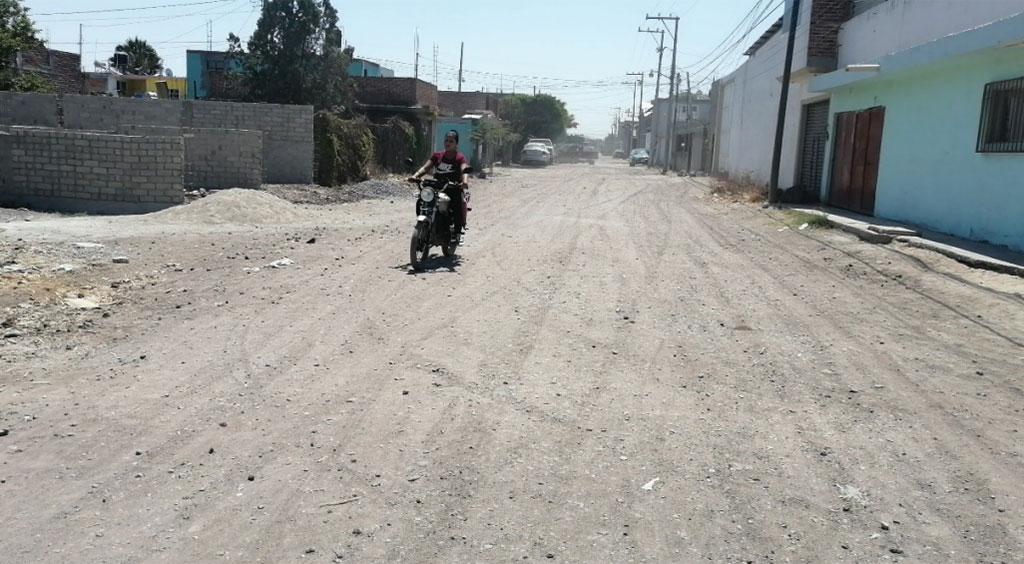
[521,142,552,166]
[527,138,556,163]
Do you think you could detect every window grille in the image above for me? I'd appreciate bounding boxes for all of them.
[977,76,1024,153]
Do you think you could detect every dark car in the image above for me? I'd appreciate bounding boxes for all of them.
[612,149,626,159]
[628,148,649,166]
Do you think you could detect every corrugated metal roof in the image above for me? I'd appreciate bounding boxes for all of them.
[743,17,784,56]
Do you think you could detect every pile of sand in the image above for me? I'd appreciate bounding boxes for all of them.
[146,189,310,225]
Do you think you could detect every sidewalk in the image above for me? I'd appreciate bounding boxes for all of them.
[787,205,1024,278]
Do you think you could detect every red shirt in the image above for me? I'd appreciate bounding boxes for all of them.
[429,150,467,183]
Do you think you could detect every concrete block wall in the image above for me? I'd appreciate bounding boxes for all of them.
[185,100,312,184]
[0,92,60,127]
[63,94,184,131]
[115,124,263,189]
[0,127,184,214]
[185,128,262,189]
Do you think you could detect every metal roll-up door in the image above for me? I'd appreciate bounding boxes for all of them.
[800,100,830,194]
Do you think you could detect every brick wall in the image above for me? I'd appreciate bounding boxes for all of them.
[808,0,854,63]
[0,127,184,214]
[0,92,59,127]
[206,71,247,101]
[116,125,264,189]
[438,91,507,117]
[185,100,312,184]
[354,77,438,109]
[18,47,84,95]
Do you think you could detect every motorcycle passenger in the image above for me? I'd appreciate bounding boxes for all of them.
[408,130,470,242]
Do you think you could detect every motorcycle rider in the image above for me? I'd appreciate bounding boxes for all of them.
[408,130,470,242]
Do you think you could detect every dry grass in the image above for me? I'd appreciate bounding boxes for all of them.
[780,210,832,229]
[710,174,767,203]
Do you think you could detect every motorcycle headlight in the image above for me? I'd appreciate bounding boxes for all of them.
[419,187,435,202]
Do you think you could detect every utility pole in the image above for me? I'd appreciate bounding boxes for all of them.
[627,72,645,150]
[637,28,665,99]
[769,0,801,204]
[414,29,419,80]
[686,71,693,174]
[433,44,438,85]
[458,42,464,92]
[78,24,83,71]
[207,20,213,51]
[647,14,679,174]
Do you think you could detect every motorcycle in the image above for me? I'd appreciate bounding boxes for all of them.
[406,170,472,271]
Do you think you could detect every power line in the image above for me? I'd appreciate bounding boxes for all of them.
[31,0,235,17]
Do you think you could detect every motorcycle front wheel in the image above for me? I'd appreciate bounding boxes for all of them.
[410,227,429,271]
[441,240,457,257]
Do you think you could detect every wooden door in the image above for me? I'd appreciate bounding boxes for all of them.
[829,107,885,215]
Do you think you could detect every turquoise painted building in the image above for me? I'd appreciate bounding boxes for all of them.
[349,58,394,78]
[811,12,1024,251]
[434,118,480,169]
[186,50,243,100]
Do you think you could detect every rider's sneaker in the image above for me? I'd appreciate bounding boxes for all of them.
[459,234,466,245]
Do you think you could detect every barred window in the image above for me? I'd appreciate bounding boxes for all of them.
[977,76,1024,153]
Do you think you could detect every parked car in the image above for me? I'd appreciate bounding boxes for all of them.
[612,149,626,159]
[521,142,552,166]
[527,138,556,163]
[628,148,650,166]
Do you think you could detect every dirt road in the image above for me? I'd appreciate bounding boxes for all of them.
[2,161,1022,563]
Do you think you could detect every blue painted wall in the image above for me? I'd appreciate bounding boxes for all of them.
[186,52,203,99]
[185,51,243,100]
[434,118,479,168]
[349,60,394,78]
[824,47,1024,251]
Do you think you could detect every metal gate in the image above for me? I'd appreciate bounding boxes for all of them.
[799,100,830,194]
[829,106,885,215]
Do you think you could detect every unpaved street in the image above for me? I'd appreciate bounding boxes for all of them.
[1,161,1023,563]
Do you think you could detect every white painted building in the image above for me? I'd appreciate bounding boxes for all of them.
[711,0,1024,196]
[648,95,712,171]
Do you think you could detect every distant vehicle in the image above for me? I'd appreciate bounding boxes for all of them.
[521,142,552,166]
[527,138,556,163]
[612,149,626,160]
[557,144,597,165]
[132,91,159,99]
[628,148,650,166]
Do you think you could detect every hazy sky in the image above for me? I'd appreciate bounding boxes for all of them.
[24,0,784,137]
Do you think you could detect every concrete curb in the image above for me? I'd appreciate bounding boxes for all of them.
[786,207,1024,278]
[895,236,1024,278]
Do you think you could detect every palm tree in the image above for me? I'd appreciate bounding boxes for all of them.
[110,37,163,75]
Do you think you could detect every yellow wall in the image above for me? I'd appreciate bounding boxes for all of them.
[121,77,187,99]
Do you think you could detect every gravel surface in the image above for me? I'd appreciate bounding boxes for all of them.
[349,179,414,200]
[1,161,1022,563]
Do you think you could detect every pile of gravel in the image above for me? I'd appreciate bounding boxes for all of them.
[349,180,414,200]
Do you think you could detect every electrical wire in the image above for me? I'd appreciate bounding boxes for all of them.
[30,0,236,17]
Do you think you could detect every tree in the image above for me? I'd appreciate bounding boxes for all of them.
[0,0,51,92]
[110,37,163,75]
[227,0,353,111]
[499,94,577,148]
[471,117,519,171]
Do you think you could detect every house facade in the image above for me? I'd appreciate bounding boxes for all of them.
[811,9,1024,251]
[649,95,712,172]
[711,0,853,192]
[349,58,394,78]
[185,50,244,100]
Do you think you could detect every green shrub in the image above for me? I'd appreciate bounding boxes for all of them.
[314,111,374,186]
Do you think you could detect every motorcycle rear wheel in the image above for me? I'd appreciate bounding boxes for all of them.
[410,228,428,271]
